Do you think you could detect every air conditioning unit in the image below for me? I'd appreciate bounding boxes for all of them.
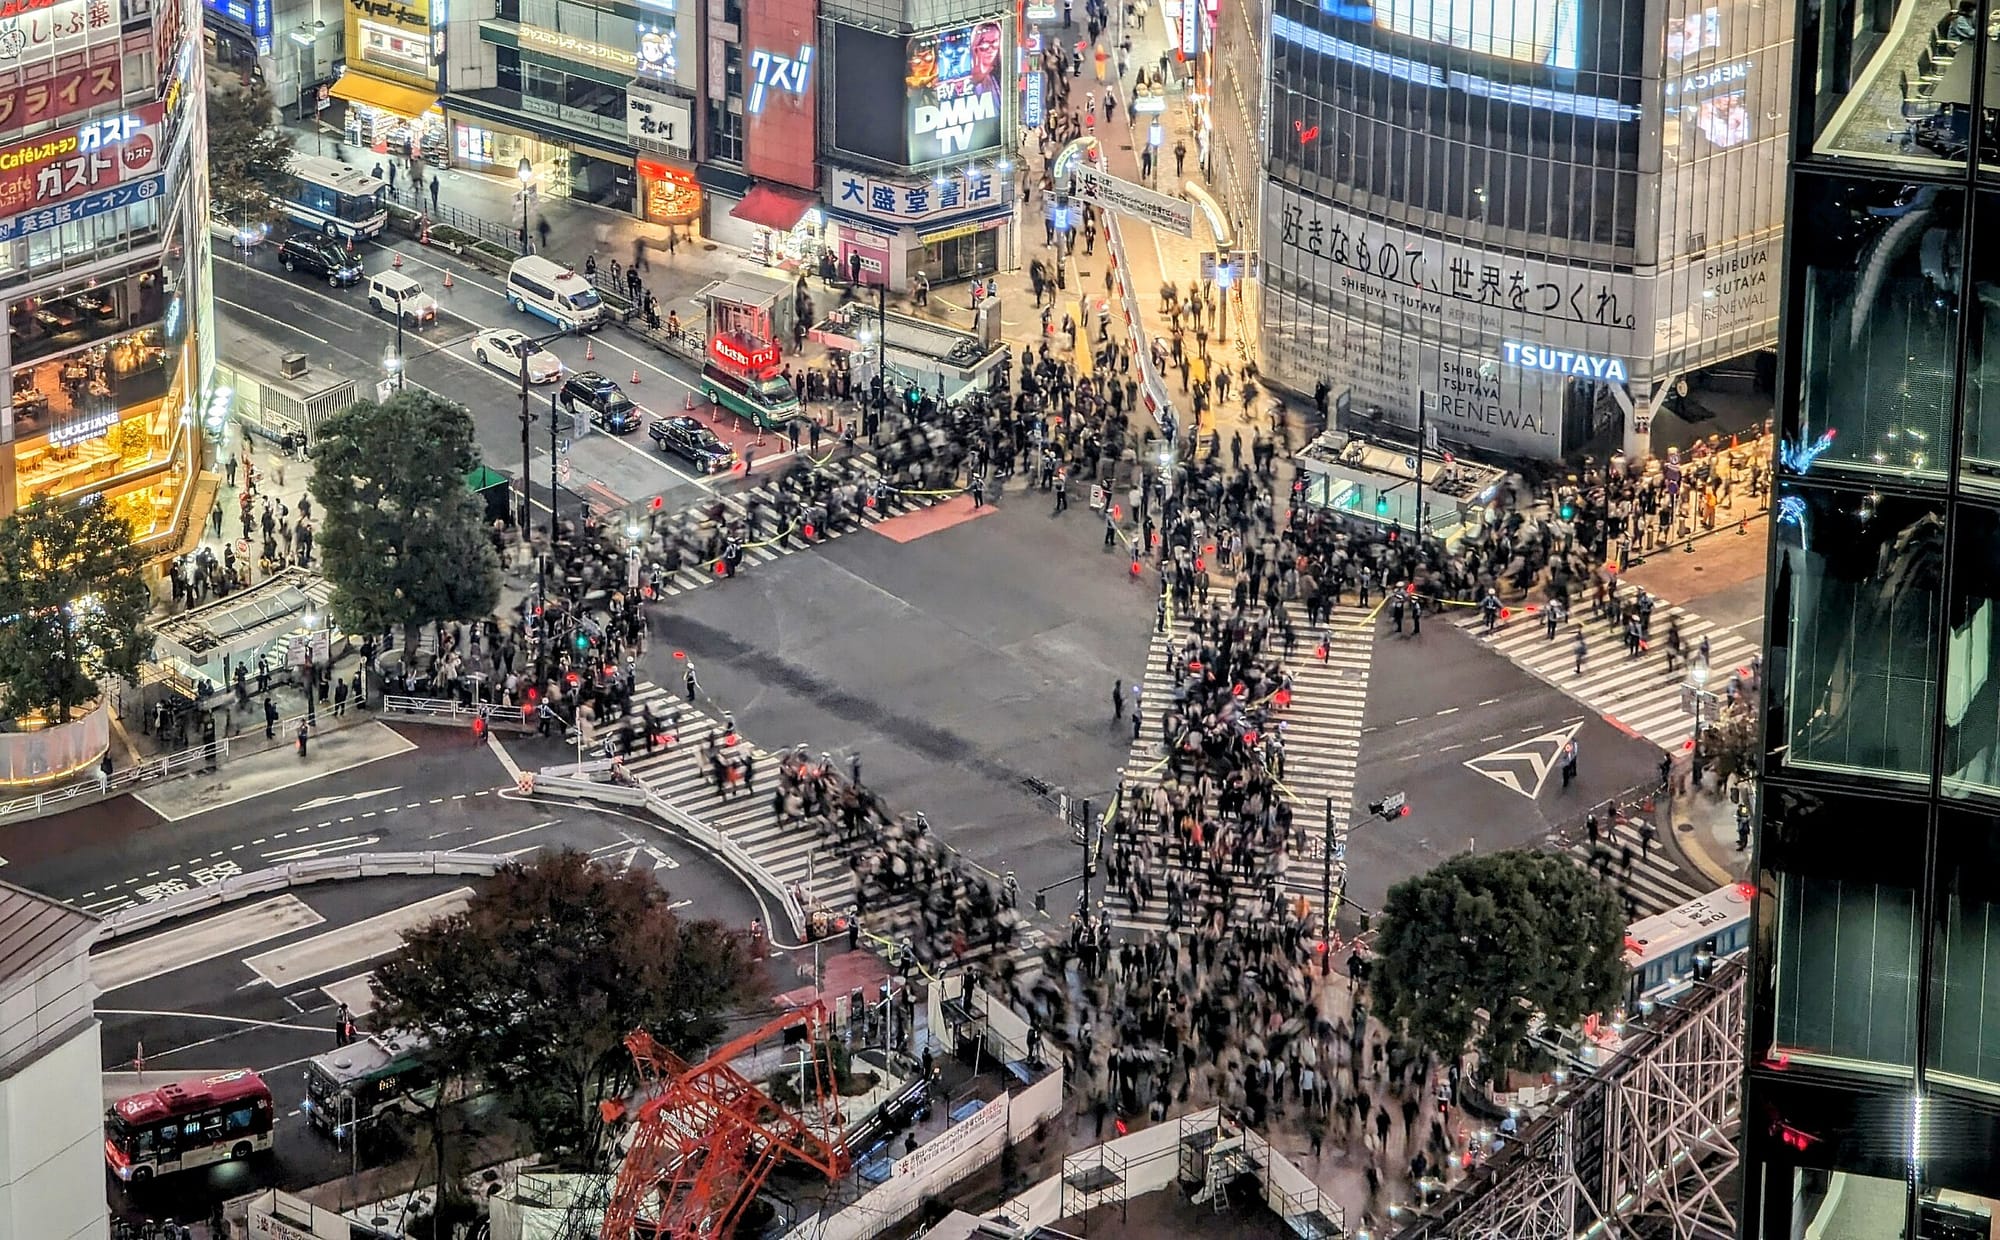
[279,352,308,379]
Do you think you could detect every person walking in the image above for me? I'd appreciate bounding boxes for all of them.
[296,720,310,758]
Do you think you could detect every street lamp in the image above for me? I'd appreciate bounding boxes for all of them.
[516,156,534,256]
[383,344,404,391]
[1687,654,1712,738]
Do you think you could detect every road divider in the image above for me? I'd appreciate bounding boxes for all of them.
[96,852,512,943]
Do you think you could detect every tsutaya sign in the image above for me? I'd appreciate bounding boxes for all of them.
[1501,340,1630,384]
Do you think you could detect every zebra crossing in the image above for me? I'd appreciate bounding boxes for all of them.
[1556,833,1712,921]
[1454,598,1760,751]
[643,453,942,600]
[1108,604,1376,934]
[602,680,1041,977]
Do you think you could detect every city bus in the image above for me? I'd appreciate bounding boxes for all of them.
[275,153,389,241]
[300,1029,444,1143]
[105,1069,275,1182]
[1623,881,1753,1008]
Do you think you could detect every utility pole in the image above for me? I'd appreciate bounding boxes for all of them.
[1321,794,1333,955]
[873,280,889,437]
[1414,394,1426,545]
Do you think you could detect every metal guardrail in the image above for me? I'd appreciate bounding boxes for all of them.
[0,739,227,822]
[379,694,536,732]
[519,762,806,939]
[97,851,511,941]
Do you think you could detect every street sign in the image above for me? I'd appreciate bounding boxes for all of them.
[1200,252,1216,282]
[1425,423,1440,451]
[557,458,572,483]
[1067,166,1195,236]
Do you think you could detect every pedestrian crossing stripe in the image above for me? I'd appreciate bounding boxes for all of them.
[1111,605,1376,934]
[1462,720,1584,800]
[1455,599,1759,750]
[594,682,1043,977]
[1558,837,1707,919]
[644,454,943,599]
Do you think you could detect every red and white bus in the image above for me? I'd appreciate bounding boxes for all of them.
[105,1069,275,1182]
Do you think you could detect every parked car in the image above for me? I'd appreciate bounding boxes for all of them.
[471,328,563,384]
[559,371,641,434]
[276,234,363,287]
[648,415,735,472]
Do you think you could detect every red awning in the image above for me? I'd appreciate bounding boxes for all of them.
[729,184,816,232]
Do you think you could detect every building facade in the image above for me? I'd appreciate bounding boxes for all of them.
[817,0,1017,290]
[1258,0,1790,463]
[0,883,106,1240]
[1746,0,2000,1233]
[0,0,213,555]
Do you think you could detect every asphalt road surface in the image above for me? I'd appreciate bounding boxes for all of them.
[1345,616,1671,914]
[212,238,773,523]
[645,488,1156,898]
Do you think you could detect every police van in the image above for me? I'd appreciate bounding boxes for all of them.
[505,256,606,332]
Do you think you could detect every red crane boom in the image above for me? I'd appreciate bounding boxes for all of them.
[601,1004,850,1240]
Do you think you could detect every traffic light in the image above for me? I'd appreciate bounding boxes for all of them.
[574,632,590,652]
[1560,497,1576,520]
[1374,490,1390,516]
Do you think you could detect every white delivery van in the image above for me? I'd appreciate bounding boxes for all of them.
[506,256,607,332]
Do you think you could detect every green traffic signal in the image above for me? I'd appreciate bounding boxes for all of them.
[1375,491,1390,516]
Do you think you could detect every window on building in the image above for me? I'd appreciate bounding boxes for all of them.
[496,47,521,93]
[1762,785,1924,1074]
[707,99,742,163]
[1787,172,1957,482]
[1768,483,1942,782]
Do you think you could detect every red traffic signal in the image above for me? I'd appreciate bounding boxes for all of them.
[803,523,817,539]
[1130,559,1142,576]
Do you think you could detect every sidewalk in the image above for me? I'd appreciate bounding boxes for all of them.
[1664,778,1754,889]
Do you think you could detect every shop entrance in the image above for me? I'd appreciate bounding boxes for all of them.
[918,228,1000,284]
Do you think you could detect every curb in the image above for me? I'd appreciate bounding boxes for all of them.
[95,852,511,942]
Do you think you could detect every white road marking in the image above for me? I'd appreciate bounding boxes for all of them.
[293,786,403,813]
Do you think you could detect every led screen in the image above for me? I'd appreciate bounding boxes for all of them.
[1322,0,1581,70]
[1666,6,1720,60]
[1694,89,1749,146]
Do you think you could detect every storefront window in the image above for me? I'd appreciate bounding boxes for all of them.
[357,21,431,75]
[639,162,699,223]
[754,209,826,268]
[8,266,169,366]
[1768,482,1943,782]
[346,104,447,165]
[917,226,1001,283]
[10,326,177,450]
[1788,172,1959,482]
[0,197,164,291]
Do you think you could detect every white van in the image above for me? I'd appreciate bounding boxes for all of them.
[506,256,606,332]
[367,270,439,326]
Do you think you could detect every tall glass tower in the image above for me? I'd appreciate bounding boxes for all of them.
[1752,0,2000,1232]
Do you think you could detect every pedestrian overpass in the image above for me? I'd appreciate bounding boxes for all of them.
[1392,959,1746,1240]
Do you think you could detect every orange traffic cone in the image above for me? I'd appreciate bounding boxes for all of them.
[442,269,454,290]
[585,338,595,362]
[632,368,641,385]
[684,392,695,410]
[392,251,403,269]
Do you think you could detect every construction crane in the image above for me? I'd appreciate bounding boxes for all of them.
[600,1004,851,1240]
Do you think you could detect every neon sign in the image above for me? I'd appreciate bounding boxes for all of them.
[748,45,812,114]
[709,333,779,372]
[1779,428,1836,474]
[1776,494,1807,550]
[1501,341,1629,383]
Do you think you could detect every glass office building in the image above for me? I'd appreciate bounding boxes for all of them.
[1750,0,2000,1233]
[1259,0,1791,463]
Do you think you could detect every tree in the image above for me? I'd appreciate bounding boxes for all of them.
[1702,699,1761,783]
[308,391,501,666]
[205,75,294,225]
[1374,850,1626,1083]
[0,500,153,723]
[373,851,762,1173]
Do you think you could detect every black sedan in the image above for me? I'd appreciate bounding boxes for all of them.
[558,371,642,434]
[649,415,736,473]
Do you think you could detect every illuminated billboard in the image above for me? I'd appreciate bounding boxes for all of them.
[1666,6,1720,60]
[832,21,1006,167]
[1321,0,1581,71]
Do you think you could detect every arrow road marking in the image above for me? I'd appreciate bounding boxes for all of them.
[293,787,402,813]
[1461,721,1586,800]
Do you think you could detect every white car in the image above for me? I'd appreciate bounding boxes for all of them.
[471,328,564,384]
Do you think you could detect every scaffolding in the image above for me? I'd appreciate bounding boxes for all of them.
[1392,959,1746,1240]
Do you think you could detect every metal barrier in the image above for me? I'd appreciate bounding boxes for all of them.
[0,739,228,823]
[380,695,535,732]
[97,851,511,941]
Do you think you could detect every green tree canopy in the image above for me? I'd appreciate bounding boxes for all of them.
[0,500,153,723]
[206,75,295,224]
[1375,849,1626,1082]
[373,851,762,1171]
[308,390,501,663]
